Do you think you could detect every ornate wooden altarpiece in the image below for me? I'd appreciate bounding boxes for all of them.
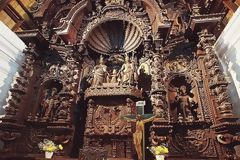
[0,0,240,159]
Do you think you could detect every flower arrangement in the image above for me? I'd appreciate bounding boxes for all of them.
[147,144,169,160]
[38,139,63,153]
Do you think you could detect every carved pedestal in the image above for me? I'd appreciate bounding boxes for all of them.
[83,85,143,159]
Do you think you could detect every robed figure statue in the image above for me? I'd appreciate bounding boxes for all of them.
[91,55,108,87]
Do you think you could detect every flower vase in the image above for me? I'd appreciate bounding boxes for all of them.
[45,151,53,159]
[156,155,165,160]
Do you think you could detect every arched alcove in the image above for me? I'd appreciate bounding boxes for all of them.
[167,74,203,122]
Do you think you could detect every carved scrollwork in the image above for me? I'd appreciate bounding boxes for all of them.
[79,146,107,160]
[0,131,21,142]
[92,105,129,135]
[170,129,217,157]
[25,128,45,152]
[216,134,234,145]
[166,56,192,73]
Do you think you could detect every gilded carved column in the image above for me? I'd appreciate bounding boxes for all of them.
[151,37,168,121]
[149,35,171,145]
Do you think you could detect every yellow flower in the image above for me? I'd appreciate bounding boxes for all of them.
[151,145,169,155]
[48,146,57,152]
[43,146,47,151]
[58,144,63,150]
[38,139,63,153]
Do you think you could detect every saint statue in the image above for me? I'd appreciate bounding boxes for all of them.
[175,85,198,121]
[91,55,108,87]
[110,69,119,83]
[137,58,151,75]
[120,54,136,85]
[123,114,156,160]
[43,88,59,121]
[39,89,49,118]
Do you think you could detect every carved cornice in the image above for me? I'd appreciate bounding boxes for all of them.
[15,29,48,48]
[85,85,143,99]
[101,5,128,14]
[188,13,225,32]
[211,121,240,133]
[0,120,25,130]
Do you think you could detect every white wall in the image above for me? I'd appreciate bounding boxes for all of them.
[0,21,26,117]
[214,7,240,115]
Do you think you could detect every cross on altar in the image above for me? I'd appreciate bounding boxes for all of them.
[123,101,155,160]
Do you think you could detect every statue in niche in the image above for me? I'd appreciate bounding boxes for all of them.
[82,55,95,79]
[42,87,59,121]
[174,85,198,121]
[55,97,70,121]
[120,54,137,85]
[110,69,119,83]
[137,57,151,75]
[39,89,50,118]
[91,55,108,87]
[152,95,166,119]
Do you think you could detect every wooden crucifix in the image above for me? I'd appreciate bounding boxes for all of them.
[122,101,156,160]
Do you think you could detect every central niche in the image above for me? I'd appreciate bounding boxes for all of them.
[86,20,143,55]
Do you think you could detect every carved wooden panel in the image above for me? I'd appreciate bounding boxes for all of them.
[93,105,129,135]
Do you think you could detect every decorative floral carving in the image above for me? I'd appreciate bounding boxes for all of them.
[0,131,21,142]
[198,31,234,119]
[171,129,216,157]
[92,105,129,135]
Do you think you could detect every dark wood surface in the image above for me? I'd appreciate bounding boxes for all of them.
[0,156,78,160]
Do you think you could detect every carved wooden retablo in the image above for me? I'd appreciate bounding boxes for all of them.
[0,0,240,160]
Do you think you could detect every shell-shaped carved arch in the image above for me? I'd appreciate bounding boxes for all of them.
[79,11,150,44]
